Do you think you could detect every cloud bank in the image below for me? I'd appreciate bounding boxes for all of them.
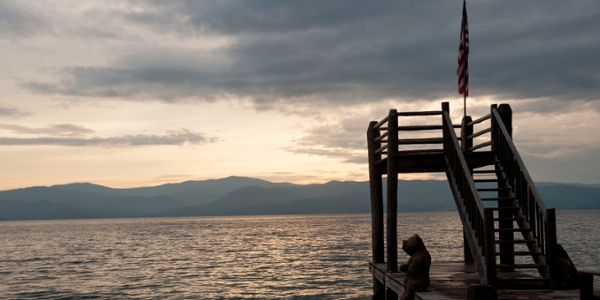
[20,0,600,111]
[0,127,214,147]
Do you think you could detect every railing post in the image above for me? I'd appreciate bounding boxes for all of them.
[484,208,497,286]
[490,104,498,153]
[461,116,473,152]
[496,104,515,270]
[546,208,558,288]
[442,102,449,114]
[386,110,399,274]
[460,112,474,263]
[498,104,512,137]
[367,121,385,299]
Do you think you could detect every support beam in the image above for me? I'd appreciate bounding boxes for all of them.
[497,104,514,270]
[386,109,399,273]
[367,121,385,299]
[461,115,474,264]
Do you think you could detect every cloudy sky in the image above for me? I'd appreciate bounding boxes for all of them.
[1,0,599,189]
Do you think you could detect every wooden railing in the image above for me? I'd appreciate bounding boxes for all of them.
[490,106,558,282]
[442,109,496,285]
[463,113,493,152]
[372,115,389,162]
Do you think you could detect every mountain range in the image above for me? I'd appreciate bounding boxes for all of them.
[1,176,599,220]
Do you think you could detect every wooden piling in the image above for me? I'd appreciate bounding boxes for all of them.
[497,104,514,270]
[367,121,385,299]
[546,208,558,288]
[461,115,474,264]
[386,109,399,274]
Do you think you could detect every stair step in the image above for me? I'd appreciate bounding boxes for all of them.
[496,251,542,256]
[494,227,531,232]
[474,179,499,183]
[398,137,443,145]
[477,187,512,192]
[489,206,520,211]
[493,216,525,221]
[496,264,542,269]
[396,149,444,156]
[495,239,536,244]
[472,170,497,174]
[495,277,548,289]
[481,197,516,201]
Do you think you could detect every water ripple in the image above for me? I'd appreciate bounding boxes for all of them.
[1,211,598,299]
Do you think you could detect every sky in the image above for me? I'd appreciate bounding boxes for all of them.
[1,0,600,189]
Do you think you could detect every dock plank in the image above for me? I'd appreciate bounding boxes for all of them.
[369,261,580,299]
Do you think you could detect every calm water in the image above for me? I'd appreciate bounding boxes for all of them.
[1,211,599,299]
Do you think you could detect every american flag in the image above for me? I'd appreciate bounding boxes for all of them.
[457,0,469,97]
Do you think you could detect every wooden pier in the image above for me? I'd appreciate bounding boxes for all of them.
[369,261,582,299]
[366,102,596,299]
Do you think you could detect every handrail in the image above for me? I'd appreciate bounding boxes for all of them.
[374,132,388,142]
[468,127,492,139]
[491,109,548,215]
[491,107,557,283]
[397,110,442,116]
[374,116,389,129]
[442,111,493,284]
[374,145,387,154]
[467,114,491,126]
[443,112,485,216]
[468,141,492,152]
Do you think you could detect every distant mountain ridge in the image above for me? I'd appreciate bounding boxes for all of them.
[1,176,599,220]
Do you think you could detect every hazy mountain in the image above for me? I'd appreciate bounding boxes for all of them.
[0,177,599,221]
[53,176,275,206]
[167,180,368,216]
[0,186,180,220]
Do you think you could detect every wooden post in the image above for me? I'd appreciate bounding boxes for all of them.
[498,104,512,136]
[490,104,498,153]
[461,115,474,264]
[546,208,558,288]
[497,104,514,270]
[484,208,497,286]
[386,109,399,274]
[579,271,595,300]
[367,121,385,299]
[461,116,473,152]
[442,102,450,114]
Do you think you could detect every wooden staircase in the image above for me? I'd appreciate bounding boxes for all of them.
[366,102,573,294]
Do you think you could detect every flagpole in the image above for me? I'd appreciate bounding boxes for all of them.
[464,94,467,117]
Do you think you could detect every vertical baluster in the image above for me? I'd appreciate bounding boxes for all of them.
[484,208,497,285]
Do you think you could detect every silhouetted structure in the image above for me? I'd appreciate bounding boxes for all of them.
[367,102,593,299]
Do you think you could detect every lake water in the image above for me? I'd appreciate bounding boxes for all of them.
[1,211,599,299]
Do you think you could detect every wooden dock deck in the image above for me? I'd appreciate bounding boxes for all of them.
[369,261,582,299]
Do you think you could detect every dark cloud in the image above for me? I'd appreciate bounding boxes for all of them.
[23,0,600,110]
[523,147,600,184]
[0,123,94,137]
[286,146,366,164]
[0,1,46,37]
[0,129,214,147]
[287,116,370,164]
[0,106,28,118]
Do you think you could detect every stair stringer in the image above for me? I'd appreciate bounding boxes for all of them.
[444,158,489,285]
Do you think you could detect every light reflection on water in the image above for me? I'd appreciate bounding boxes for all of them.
[0,211,598,299]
